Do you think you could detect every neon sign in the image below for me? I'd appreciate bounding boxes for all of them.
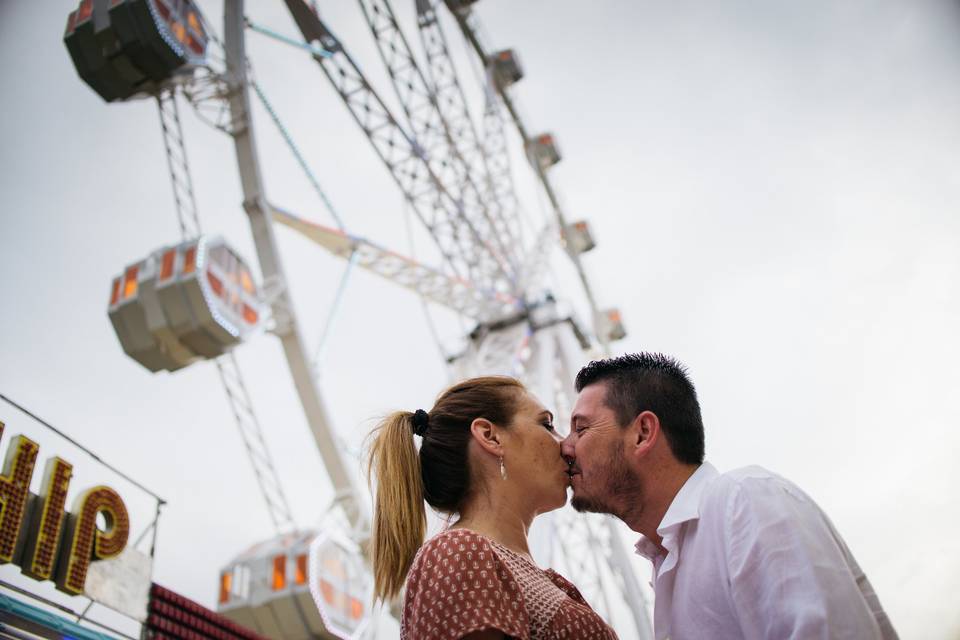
[0,421,130,595]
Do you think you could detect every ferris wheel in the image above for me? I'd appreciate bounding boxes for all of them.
[63,0,650,638]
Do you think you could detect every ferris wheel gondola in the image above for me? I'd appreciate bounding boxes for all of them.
[64,0,209,102]
[489,49,523,88]
[107,237,265,372]
[526,132,562,170]
[218,530,372,640]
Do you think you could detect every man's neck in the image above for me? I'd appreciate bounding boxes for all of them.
[625,462,700,551]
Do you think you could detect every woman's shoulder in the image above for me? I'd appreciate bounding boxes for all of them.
[403,529,529,639]
[418,528,500,556]
[409,528,504,575]
[543,569,588,603]
[543,570,619,638]
[426,527,496,547]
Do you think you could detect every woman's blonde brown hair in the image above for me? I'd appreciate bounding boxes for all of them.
[366,375,525,601]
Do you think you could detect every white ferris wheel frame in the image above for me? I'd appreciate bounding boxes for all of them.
[212,1,652,637]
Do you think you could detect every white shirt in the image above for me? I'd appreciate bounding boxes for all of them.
[634,463,897,640]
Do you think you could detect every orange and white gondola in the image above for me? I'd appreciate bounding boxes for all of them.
[107,236,265,372]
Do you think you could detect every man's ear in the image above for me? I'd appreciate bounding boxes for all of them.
[469,417,503,457]
[626,410,660,458]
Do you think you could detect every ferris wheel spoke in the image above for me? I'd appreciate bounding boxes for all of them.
[415,0,523,265]
[290,33,479,282]
[282,0,517,294]
[271,205,519,321]
[248,78,345,230]
[311,250,358,372]
[481,83,528,244]
[447,2,617,348]
[215,353,297,533]
[356,0,520,287]
[157,90,201,240]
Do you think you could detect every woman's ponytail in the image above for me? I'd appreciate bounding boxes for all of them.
[367,411,426,602]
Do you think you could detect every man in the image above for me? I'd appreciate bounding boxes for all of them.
[561,352,897,640]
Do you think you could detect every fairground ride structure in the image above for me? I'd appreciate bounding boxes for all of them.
[63,0,651,638]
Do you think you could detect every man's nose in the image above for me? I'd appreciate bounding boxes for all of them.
[560,432,575,462]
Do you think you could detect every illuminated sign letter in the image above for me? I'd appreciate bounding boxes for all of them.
[56,486,130,595]
[0,422,39,564]
[21,457,73,580]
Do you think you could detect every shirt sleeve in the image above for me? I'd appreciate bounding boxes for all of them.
[402,530,529,639]
[722,477,894,640]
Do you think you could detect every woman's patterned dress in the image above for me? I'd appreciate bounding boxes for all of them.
[402,529,619,639]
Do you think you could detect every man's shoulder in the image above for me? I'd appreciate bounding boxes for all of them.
[700,465,812,513]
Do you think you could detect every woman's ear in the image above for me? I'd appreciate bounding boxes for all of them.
[469,417,503,457]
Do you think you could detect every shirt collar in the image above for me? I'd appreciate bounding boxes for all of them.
[634,462,719,560]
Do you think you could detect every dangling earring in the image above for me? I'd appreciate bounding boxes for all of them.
[499,456,507,481]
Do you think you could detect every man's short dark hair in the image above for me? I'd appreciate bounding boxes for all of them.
[575,353,705,465]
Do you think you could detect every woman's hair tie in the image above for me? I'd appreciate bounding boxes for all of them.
[411,409,429,437]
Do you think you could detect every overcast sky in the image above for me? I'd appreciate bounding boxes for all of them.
[2,1,960,638]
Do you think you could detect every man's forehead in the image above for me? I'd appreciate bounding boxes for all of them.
[577,381,609,404]
[572,382,611,416]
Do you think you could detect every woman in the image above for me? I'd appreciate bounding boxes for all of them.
[368,376,618,639]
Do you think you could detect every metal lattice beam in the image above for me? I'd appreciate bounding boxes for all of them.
[158,90,203,240]
[414,0,524,260]
[215,353,297,532]
[271,205,520,321]
[445,2,609,347]
[357,0,518,279]
[283,0,515,300]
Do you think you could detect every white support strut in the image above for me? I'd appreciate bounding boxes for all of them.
[271,206,520,321]
[223,0,367,534]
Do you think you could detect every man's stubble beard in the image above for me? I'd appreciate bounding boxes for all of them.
[570,440,642,519]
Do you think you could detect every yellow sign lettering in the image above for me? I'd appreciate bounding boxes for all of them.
[0,420,130,596]
[56,485,130,595]
[22,457,72,580]
[0,422,39,564]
